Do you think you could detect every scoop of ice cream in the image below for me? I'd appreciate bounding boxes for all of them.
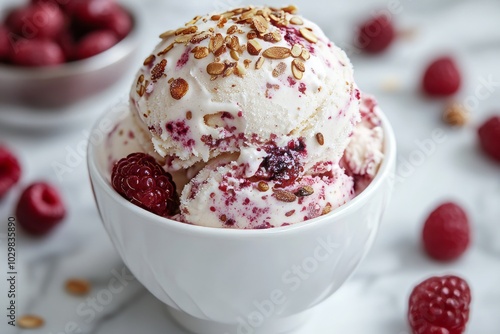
[130,5,361,174]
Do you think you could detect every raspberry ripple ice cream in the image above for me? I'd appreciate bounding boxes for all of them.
[105,5,385,229]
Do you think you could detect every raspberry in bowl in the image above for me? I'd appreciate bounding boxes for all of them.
[0,0,139,107]
[88,5,396,334]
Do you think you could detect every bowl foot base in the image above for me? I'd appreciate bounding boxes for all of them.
[166,306,310,334]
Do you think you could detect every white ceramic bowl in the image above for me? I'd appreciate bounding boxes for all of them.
[87,107,396,334]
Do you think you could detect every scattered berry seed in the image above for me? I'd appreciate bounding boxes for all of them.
[16,182,66,236]
[0,146,22,198]
[408,275,471,334]
[422,202,470,261]
[357,15,395,53]
[422,56,461,96]
[111,153,179,217]
[478,115,500,162]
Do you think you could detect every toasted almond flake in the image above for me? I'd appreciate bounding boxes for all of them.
[209,33,224,53]
[18,315,44,329]
[292,58,305,72]
[263,46,291,59]
[186,111,192,120]
[230,36,240,50]
[300,28,318,43]
[168,77,174,84]
[175,26,198,36]
[227,25,238,35]
[230,50,240,60]
[282,5,298,14]
[247,39,262,56]
[157,43,174,56]
[170,78,189,100]
[193,46,209,59]
[295,186,314,197]
[137,85,145,97]
[273,189,297,202]
[272,62,287,77]
[241,8,256,20]
[247,30,258,40]
[143,55,155,66]
[292,65,303,80]
[255,56,264,69]
[159,30,175,39]
[236,62,246,76]
[66,278,91,296]
[223,66,234,77]
[211,14,221,21]
[217,17,228,28]
[214,45,227,57]
[285,210,295,217]
[185,15,202,26]
[291,44,302,58]
[243,59,252,68]
[190,31,211,44]
[151,59,167,81]
[290,16,304,25]
[257,181,269,192]
[322,203,332,215]
[300,49,310,60]
[252,15,269,34]
[316,132,325,145]
[138,74,145,83]
[175,34,195,44]
[443,102,469,126]
[207,62,226,75]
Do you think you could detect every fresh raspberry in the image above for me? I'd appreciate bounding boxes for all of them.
[5,4,66,40]
[0,26,11,61]
[100,6,132,39]
[111,153,179,217]
[11,39,65,67]
[422,57,461,96]
[408,275,471,334]
[16,182,66,236]
[422,202,470,261]
[357,15,395,53]
[253,139,305,188]
[478,115,500,162]
[74,30,118,60]
[68,0,117,26]
[0,146,22,198]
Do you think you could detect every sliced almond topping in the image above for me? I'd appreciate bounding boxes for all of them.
[285,210,295,217]
[236,62,247,76]
[157,43,174,56]
[292,65,303,80]
[291,44,302,58]
[228,36,240,50]
[209,33,224,53]
[193,46,209,59]
[247,39,262,55]
[230,50,240,61]
[262,46,291,59]
[274,189,297,202]
[227,25,238,35]
[223,64,235,77]
[190,31,212,44]
[282,5,298,14]
[138,74,145,83]
[263,30,282,43]
[186,111,192,120]
[18,315,44,329]
[211,14,221,21]
[247,30,258,39]
[170,78,189,100]
[175,26,198,35]
[290,16,304,25]
[217,17,228,28]
[443,102,469,126]
[159,30,175,39]
[252,15,269,34]
[316,132,325,145]
[272,62,287,77]
[292,58,305,72]
[243,59,252,68]
[322,203,332,215]
[143,54,156,66]
[299,28,318,43]
[137,85,145,97]
[207,62,226,75]
[175,34,194,44]
[151,59,167,81]
[255,56,265,69]
[300,48,310,60]
[66,278,91,296]
[257,181,269,192]
[295,186,314,197]
[185,15,202,26]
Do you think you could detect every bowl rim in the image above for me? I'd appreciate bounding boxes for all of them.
[0,4,140,79]
[87,104,397,237]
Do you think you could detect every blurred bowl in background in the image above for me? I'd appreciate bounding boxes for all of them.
[0,5,140,108]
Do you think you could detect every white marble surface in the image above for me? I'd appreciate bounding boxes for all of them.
[1,0,500,333]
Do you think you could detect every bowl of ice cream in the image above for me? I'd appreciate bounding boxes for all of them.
[0,0,140,107]
[88,5,396,334]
